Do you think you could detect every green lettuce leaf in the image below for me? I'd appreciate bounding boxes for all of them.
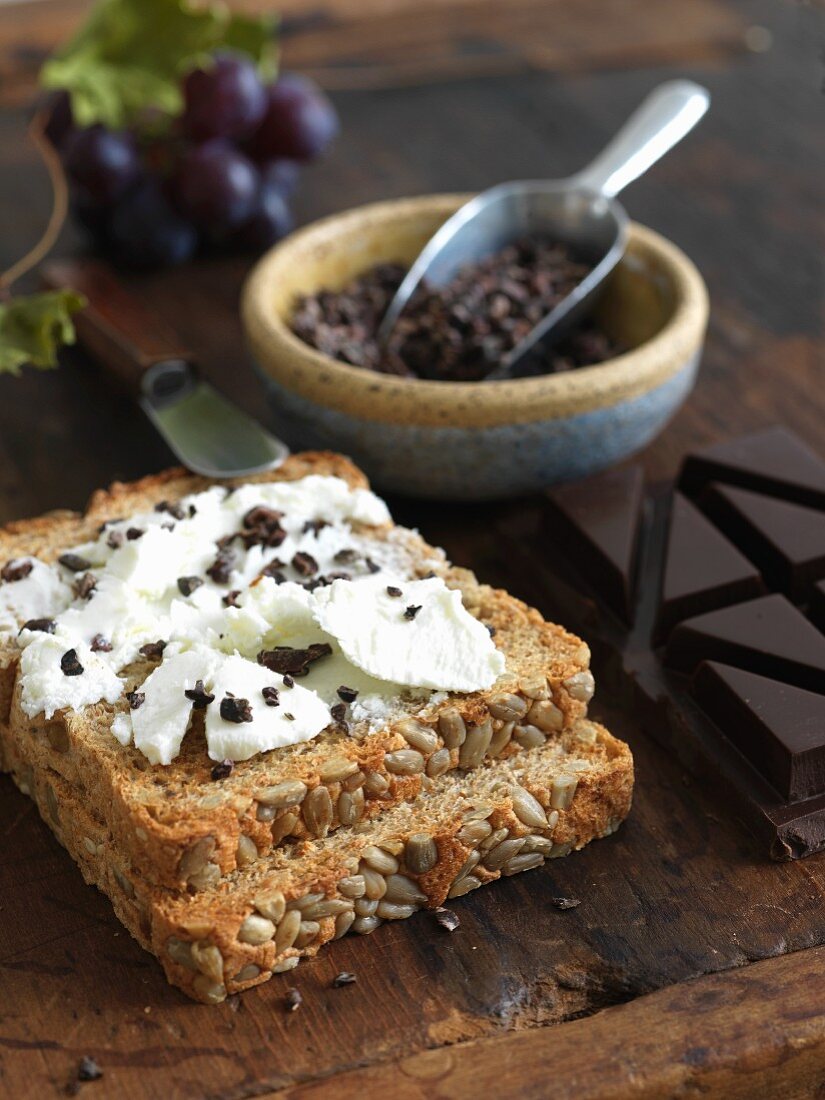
[41,0,278,130]
[0,290,86,375]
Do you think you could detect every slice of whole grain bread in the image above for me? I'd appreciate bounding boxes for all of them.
[2,718,633,1003]
[0,454,595,891]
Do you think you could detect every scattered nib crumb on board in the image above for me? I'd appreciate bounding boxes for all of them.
[331,971,357,988]
[284,988,302,1012]
[434,907,461,932]
[550,896,581,910]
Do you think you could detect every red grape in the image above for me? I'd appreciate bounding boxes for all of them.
[171,139,259,230]
[182,52,267,142]
[259,158,301,197]
[109,180,197,268]
[246,74,338,162]
[237,184,293,249]
[63,125,142,205]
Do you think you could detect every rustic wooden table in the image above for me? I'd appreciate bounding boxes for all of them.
[0,0,823,1097]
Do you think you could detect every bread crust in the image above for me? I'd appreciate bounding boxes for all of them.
[3,720,633,1004]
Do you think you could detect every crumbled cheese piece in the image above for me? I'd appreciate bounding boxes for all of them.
[312,575,505,691]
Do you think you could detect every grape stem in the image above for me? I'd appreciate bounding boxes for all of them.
[0,107,69,292]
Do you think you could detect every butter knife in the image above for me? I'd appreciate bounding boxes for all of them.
[42,259,289,478]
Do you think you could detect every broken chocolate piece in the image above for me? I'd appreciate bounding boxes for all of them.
[177,575,204,597]
[653,493,765,644]
[220,696,253,723]
[543,465,645,623]
[184,680,215,709]
[665,593,825,694]
[680,425,825,511]
[60,649,83,676]
[57,553,90,573]
[699,483,825,602]
[693,661,825,801]
[257,643,333,677]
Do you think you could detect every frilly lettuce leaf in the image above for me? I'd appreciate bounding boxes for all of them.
[0,290,86,375]
[41,0,278,130]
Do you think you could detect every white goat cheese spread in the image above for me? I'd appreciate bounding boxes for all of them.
[1,475,505,763]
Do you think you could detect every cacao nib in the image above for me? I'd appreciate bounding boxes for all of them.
[184,680,215,709]
[60,648,83,676]
[139,640,166,660]
[291,551,318,577]
[262,686,280,707]
[220,696,253,723]
[257,643,332,677]
[337,685,358,703]
[21,618,55,634]
[57,553,90,573]
[126,691,145,710]
[211,759,234,780]
[177,575,204,597]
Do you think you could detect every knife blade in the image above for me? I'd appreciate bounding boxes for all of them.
[42,259,289,478]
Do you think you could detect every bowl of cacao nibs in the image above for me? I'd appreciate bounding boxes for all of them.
[242,194,708,499]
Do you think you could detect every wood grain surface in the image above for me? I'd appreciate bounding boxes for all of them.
[0,0,823,1097]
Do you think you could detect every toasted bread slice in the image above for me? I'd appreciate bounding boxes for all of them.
[3,719,633,1003]
[0,455,594,891]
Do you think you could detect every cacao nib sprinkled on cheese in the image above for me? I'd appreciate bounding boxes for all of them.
[126,691,145,710]
[154,500,186,520]
[90,634,112,652]
[189,504,197,517]
[126,527,144,541]
[60,649,84,676]
[404,605,422,620]
[139,640,167,660]
[241,506,287,548]
[303,518,329,535]
[184,680,215,709]
[211,759,234,781]
[161,522,175,532]
[220,696,253,723]
[291,551,318,577]
[334,548,357,564]
[257,643,333,677]
[222,590,241,608]
[57,553,90,573]
[207,547,236,584]
[261,558,286,582]
[365,557,380,574]
[177,575,204,597]
[330,702,347,723]
[262,686,280,707]
[21,618,56,634]
[331,971,357,987]
[283,674,295,688]
[386,586,402,598]
[74,573,97,600]
[337,685,358,703]
[106,530,124,549]
[284,712,295,721]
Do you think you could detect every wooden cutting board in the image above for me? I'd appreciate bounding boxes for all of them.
[1,0,824,1095]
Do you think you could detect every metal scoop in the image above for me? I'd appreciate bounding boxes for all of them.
[377,80,710,379]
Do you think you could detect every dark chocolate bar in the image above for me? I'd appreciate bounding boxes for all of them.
[699,482,825,602]
[653,493,764,644]
[692,661,825,801]
[525,425,825,859]
[543,465,644,622]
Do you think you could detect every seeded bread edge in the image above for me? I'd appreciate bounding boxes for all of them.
[2,720,633,1004]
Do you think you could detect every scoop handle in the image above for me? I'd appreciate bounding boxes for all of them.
[573,80,710,200]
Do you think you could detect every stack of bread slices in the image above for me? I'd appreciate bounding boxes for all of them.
[0,453,633,1003]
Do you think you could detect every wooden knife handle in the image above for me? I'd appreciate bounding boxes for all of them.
[41,258,194,395]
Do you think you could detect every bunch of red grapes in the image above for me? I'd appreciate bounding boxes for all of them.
[45,54,339,268]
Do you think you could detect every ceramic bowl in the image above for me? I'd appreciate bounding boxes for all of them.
[242,194,708,500]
